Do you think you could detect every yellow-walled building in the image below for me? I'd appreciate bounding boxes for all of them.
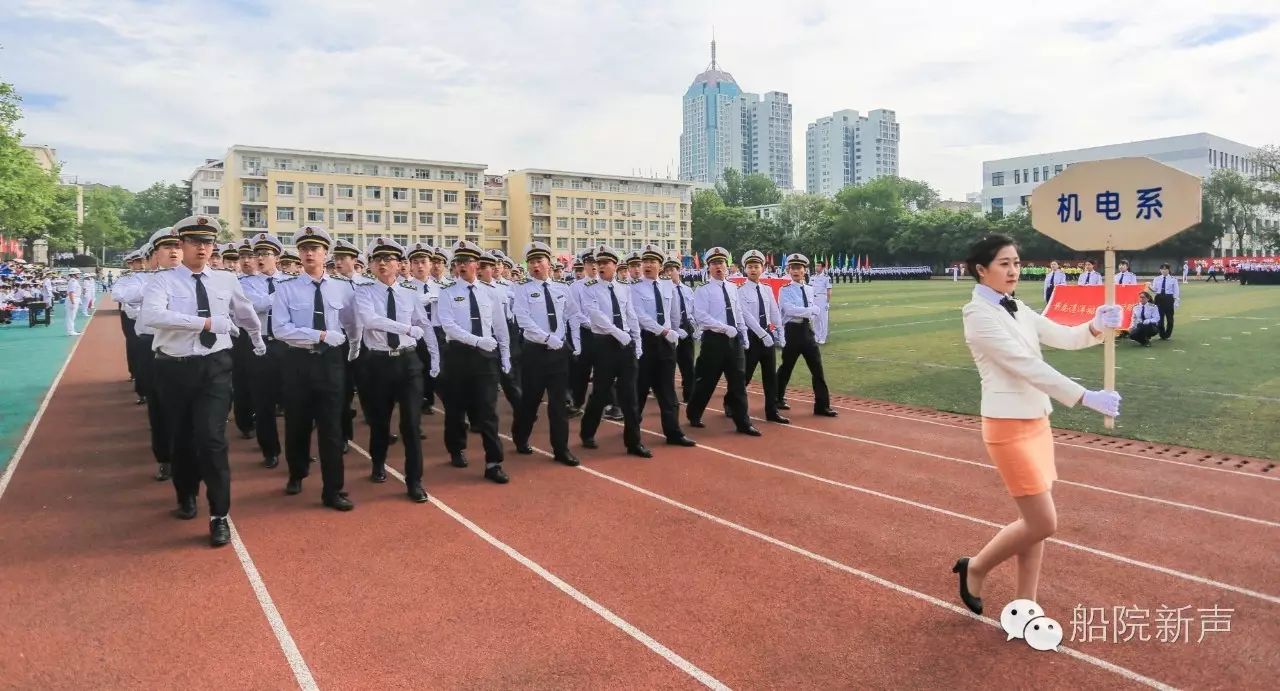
[219,146,501,251]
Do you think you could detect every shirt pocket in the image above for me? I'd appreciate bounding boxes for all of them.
[169,293,197,313]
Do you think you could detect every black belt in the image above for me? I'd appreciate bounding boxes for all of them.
[156,350,222,362]
[365,347,416,358]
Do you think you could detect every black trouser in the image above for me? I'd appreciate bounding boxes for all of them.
[777,322,831,412]
[154,350,233,516]
[1154,294,1175,339]
[442,343,503,464]
[250,339,286,459]
[1044,283,1055,304]
[570,329,596,408]
[341,344,364,442]
[363,349,425,487]
[501,318,523,411]
[136,335,170,466]
[120,313,138,381]
[417,338,437,408]
[580,335,641,448]
[637,332,683,441]
[726,331,780,418]
[129,326,151,399]
[231,331,255,434]
[281,346,346,498]
[686,331,750,431]
[513,342,571,456]
[676,327,695,402]
[431,326,448,407]
[1130,322,1159,345]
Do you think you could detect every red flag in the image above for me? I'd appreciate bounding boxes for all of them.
[692,253,701,269]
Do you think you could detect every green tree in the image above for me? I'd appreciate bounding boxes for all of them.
[826,176,938,260]
[714,168,783,207]
[81,185,138,257]
[1203,169,1262,255]
[891,208,993,267]
[0,82,64,255]
[993,207,1073,260]
[123,181,189,235]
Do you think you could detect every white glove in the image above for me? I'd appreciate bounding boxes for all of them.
[430,362,440,378]
[614,330,632,347]
[1174,298,1180,308]
[251,336,267,356]
[546,335,564,350]
[406,325,425,341]
[475,335,497,352]
[675,328,688,340]
[809,306,822,319]
[1091,304,1123,330]
[760,333,774,348]
[573,346,582,357]
[501,359,511,374]
[1081,389,1122,417]
[664,330,679,346]
[323,330,346,347]
[723,325,738,339]
[209,316,234,335]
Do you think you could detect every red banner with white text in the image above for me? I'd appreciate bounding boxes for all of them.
[1042,285,1147,330]
[728,276,790,302]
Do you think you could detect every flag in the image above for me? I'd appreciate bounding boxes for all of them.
[692,253,701,269]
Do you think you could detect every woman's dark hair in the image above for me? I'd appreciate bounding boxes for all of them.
[965,234,1017,281]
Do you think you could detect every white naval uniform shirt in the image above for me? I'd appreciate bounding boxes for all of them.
[1116,271,1137,285]
[139,264,262,357]
[269,273,358,350]
[738,278,785,346]
[402,276,442,325]
[512,277,579,348]
[111,272,144,320]
[692,277,747,346]
[630,276,676,337]
[1078,270,1103,286]
[1133,302,1159,325]
[1043,270,1067,288]
[810,272,832,304]
[436,277,511,369]
[579,277,642,355]
[779,280,820,330]
[670,281,696,339]
[1151,274,1181,299]
[240,270,286,340]
[354,279,439,360]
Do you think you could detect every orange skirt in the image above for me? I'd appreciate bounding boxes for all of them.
[981,417,1056,497]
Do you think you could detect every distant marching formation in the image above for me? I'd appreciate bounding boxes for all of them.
[111,217,839,547]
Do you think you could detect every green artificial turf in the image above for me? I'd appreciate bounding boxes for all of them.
[0,305,89,471]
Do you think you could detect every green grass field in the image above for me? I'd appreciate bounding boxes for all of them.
[806,278,1280,460]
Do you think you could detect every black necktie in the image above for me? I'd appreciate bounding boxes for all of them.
[755,284,767,325]
[194,273,216,348]
[1000,297,1018,316]
[608,284,624,329]
[266,276,274,338]
[468,285,483,337]
[543,282,558,332]
[386,286,400,349]
[652,281,665,325]
[676,286,690,329]
[1161,277,1167,294]
[423,283,432,320]
[720,282,736,328]
[312,280,329,352]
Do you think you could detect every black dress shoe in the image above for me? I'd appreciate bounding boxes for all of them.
[171,496,197,520]
[285,477,303,495]
[407,485,429,503]
[737,426,763,437]
[263,455,279,469]
[603,407,624,421]
[419,431,426,440]
[566,406,583,419]
[515,443,534,455]
[666,436,697,447]
[554,452,581,467]
[154,462,171,481]
[342,441,350,454]
[484,465,510,484]
[688,419,706,428]
[767,414,791,424]
[135,396,146,405]
[776,400,791,411]
[239,429,254,440]
[323,492,355,511]
[952,557,984,615]
[210,517,230,547]
[389,434,398,445]
[581,437,598,449]
[423,405,436,416]
[626,445,653,459]
[815,408,839,417]
[450,454,469,468]
[370,465,387,483]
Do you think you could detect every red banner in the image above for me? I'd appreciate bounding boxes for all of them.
[1185,256,1280,269]
[1042,285,1147,329]
[728,276,790,302]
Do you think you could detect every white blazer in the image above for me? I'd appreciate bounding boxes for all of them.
[962,286,1102,419]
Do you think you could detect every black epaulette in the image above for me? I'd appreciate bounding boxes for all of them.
[585,279,598,286]
[518,277,532,285]
[277,275,298,283]
[400,280,416,289]
[332,274,352,282]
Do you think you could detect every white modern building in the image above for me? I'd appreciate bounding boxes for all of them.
[805,109,900,196]
[679,40,793,189]
[980,133,1273,255]
[189,158,224,218]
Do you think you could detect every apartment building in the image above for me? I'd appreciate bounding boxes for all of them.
[219,145,491,251]
[189,159,223,218]
[504,169,694,259]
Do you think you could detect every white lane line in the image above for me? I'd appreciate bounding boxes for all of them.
[0,308,95,504]
[743,387,1280,483]
[228,520,320,691]
[348,443,729,691]
[513,441,1174,690]
[704,405,1280,529]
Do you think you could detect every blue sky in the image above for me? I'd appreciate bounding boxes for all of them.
[2,0,1278,199]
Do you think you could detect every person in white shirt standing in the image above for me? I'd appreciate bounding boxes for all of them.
[139,215,264,547]
[630,243,696,448]
[685,247,761,437]
[810,260,833,344]
[665,255,697,404]
[1115,259,1137,285]
[63,268,82,335]
[80,272,96,316]
[1149,263,1181,340]
[725,249,789,424]
[1076,260,1103,286]
[1042,261,1067,303]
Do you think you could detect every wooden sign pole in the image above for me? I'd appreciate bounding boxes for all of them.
[1103,248,1116,429]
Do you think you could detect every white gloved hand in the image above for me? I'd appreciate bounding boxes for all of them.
[430,363,440,378]
[323,330,346,347]
[251,336,267,356]
[760,333,774,348]
[546,335,564,350]
[209,315,234,335]
[476,335,497,352]
[406,325,425,341]
[614,330,632,347]
[664,329,680,346]
[573,346,582,357]
[1091,304,1124,330]
[501,359,511,374]
[675,328,688,340]
[723,325,738,339]
[1174,298,1181,308]
[1081,389,1122,417]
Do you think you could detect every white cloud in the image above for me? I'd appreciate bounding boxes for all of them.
[3,0,1278,199]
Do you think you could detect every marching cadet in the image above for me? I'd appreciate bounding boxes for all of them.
[624,251,643,283]
[664,254,697,404]
[726,250,789,424]
[230,241,258,440]
[571,257,585,282]
[577,244,650,457]
[1043,260,1067,302]
[220,242,240,269]
[355,236,438,502]
[403,242,442,415]
[1116,260,1138,285]
[495,252,525,411]
[510,241,582,465]
[568,249,597,412]
[270,225,359,510]
[551,259,565,282]
[1129,291,1160,346]
[1149,262,1181,340]
[63,268,82,336]
[428,246,453,409]
[208,248,223,271]
[139,215,264,547]
[631,243,696,447]
[775,253,838,417]
[112,251,146,397]
[478,251,522,412]
[279,247,302,275]
[239,232,287,468]
[237,238,256,274]
[685,247,761,437]
[333,239,373,448]
[436,240,512,483]
[811,260,833,344]
[1077,260,1103,285]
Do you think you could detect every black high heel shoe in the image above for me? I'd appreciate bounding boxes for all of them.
[952,557,984,615]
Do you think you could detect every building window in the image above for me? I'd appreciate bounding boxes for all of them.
[365,185,382,200]
[201,206,219,215]
[364,210,382,224]
[613,200,625,212]
[570,180,583,189]
[1054,164,1063,175]
[443,213,458,226]
[613,220,625,231]
[555,197,569,209]
[276,181,295,196]
[1020,195,1030,207]
[464,172,479,187]
[575,198,588,210]
[389,166,405,178]
[576,238,588,249]
[392,187,409,201]
[444,235,458,245]
[551,179,566,188]
[393,211,408,224]
[1013,169,1021,184]
[362,164,378,176]
[414,168,431,180]
[438,170,456,181]
[392,234,409,245]
[201,188,219,198]
[304,160,321,172]
[631,239,643,250]
[594,199,607,210]
[990,198,1004,216]
[555,238,568,249]
[242,156,262,173]
[276,207,295,222]
[443,191,458,203]
[418,212,434,224]
[417,189,434,203]
[556,218,569,229]
[665,222,675,233]
[336,184,354,199]
[274,158,294,170]
[1042,166,1049,180]
[307,208,325,222]
[337,209,355,223]
[594,219,607,230]
[648,202,660,214]
[333,162,352,174]
[1033,168,1040,182]
[648,221,659,232]
[575,218,588,230]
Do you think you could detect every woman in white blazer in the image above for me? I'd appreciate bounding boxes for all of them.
[952,235,1123,615]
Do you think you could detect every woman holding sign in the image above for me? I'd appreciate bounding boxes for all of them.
[951,235,1123,615]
